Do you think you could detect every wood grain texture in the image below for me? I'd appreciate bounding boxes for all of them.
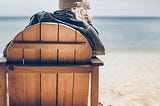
[6,32,23,64]
[73,73,90,106]
[75,31,92,63]
[5,22,96,106]
[8,73,25,106]
[58,24,76,64]
[58,74,73,106]
[23,24,40,64]
[6,23,92,64]
[91,67,99,106]
[24,73,40,106]
[14,32,23,41]
[58,24,76,42]
[12,42,86,49]
[7,65,92,73]
[8,73,41,106]
[41,73,56,106]
[41,23,58,42]
[41,23,58,63]
[0,63,7,106]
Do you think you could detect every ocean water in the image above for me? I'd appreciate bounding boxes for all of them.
[0,16,160,53]
[93,17,160,51]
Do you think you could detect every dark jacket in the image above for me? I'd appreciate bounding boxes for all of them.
[4,10,105,56]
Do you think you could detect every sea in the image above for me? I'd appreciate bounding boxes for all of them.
[0,16,160,53]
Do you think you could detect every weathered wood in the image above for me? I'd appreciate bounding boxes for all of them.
[73,73,90,106]
[91,67,99,106]
[0,62,7,106]
[58,74,73,106]
[7,65,92,73]
[41,73,57,106]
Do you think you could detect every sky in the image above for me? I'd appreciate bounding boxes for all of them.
[0,0,160,16]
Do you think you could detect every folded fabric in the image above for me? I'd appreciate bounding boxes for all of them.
[27,10,105,55]
[3,10,105,56]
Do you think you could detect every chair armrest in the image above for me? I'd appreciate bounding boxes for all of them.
[0,57,7,64]
[90,56,104,66]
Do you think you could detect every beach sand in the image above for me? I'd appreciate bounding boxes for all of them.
[99,51,160,106]
[1,51,160,106]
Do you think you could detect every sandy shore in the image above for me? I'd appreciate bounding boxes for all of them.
[98,51,160,106]
[1,51,160,106]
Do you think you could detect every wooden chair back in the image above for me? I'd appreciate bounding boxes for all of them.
[6,23,92,64]
[5,23,92,106]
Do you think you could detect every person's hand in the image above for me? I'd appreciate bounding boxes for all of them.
[80,9,93,23]
[84,13,93,23]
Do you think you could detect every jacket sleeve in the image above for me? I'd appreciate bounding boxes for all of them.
[26,12,45,27]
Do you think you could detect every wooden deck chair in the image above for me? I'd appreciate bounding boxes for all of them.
[0,23,103,106]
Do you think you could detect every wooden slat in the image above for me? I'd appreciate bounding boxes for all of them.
[58,74,73,106]
[14,24,40,106]
[41,73,57,106]
[58,24,76,42]
[24,73,40,106]
[75,31,92,63]
[41,23,58,42]
[14,32,23,41]
[58,49,75,64]
[73,73,90,106]
[7,33,24,106]
[41,23,58,63]
[41,49,57,63]
[91,67,99,106]
[6,32,23,63]
[7,65,92,73]
[41,23,58,106]
[0,63,7,106]
[12,42,86,49]
[23,24,40,41]
[8,73,25,106]
[5,22,94,106]
[24,49,41,63]
[23,24,40,63]
[58,24,76,64]
[8,73,41,106]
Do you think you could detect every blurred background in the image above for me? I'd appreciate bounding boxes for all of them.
[0,0,160,105]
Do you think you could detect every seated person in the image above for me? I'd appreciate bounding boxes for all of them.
[3,0,105,56]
